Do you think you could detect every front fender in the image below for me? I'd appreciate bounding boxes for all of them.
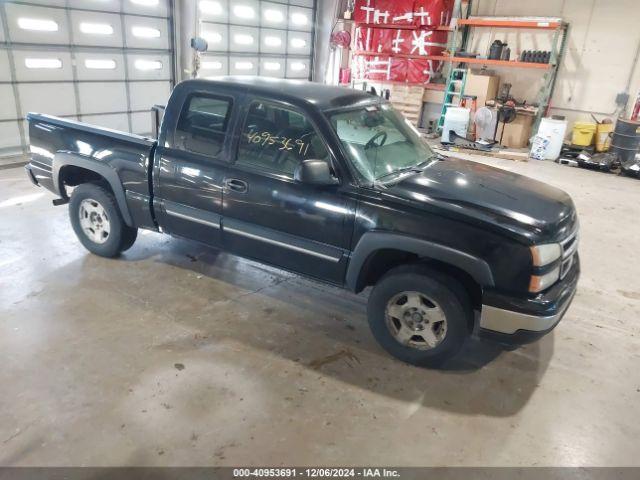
[53,152,134,226]
[346,231,494,291]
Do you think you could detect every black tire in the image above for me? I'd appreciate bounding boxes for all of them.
[69,183,137,258]
[367,264,472,367]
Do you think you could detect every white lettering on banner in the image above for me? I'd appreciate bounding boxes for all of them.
[392,12,413,23]
[414,7,431,26]
[367,56,392,80]
[374,9,389,24]
[360,0,374,23]
[410,30,434,56]
[391,30,404,53]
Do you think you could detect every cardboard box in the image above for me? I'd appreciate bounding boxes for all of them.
[465,70,500,108]
[500,113,534,148]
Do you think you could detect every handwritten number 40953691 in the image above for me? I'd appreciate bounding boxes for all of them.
[246,131,310,156]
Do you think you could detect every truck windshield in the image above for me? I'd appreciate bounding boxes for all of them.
[329,104,435,185]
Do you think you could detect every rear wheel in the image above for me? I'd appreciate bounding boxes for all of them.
[69,183,137,258]
[367,265,472,367]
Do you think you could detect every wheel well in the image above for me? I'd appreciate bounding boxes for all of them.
[357,249,483,311]
[59,165,111,197]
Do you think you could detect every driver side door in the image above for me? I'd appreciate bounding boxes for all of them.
[221,99,355,284]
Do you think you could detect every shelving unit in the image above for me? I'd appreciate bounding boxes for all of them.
[437,15,569,134]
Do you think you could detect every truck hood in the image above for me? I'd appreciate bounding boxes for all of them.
[384,158,576,241]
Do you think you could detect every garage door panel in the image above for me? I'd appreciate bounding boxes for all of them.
[229,25,259,53]
[199,0,229,23]
[13,50,74,82]
[260,2,287,29]
[75,52,126,80]
[127,53,171,80]
[201,22,229,52]
[287,31,311,55]
[5,4,70,45]
[0,122,22,150]
[68,0,121,12]
[0,86,19,121]
[260,28,286,54]
[70,11,123,47]
[124,15,169,49]
[18,83,77,117]
[229,0,260,27]
[82,113,130,133]
[288,6,313,32]
[131,111,153,136]
[0,51,11,82]
[78,82,128,114]
[286,58,310,79]
[199,55,229,76]
[123,0,169,18]
[290,0,314,7]
[129,81,170,111]
[229,56,259,75]
[259,57,286,78]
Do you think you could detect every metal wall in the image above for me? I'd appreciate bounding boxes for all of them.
[0,0,176,157]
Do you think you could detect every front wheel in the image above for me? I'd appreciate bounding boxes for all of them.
[367,265,472,367]
[69,183,137,258]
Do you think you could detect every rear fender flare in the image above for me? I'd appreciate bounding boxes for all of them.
[346,232,494,292]
[53,152,134,226]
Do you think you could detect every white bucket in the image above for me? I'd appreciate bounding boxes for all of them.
[441,107,470,143]
[534,117,567,160]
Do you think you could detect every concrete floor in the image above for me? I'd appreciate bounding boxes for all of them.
[1,156,639,467]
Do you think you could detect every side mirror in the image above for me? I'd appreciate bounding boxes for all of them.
[294,159,339,186]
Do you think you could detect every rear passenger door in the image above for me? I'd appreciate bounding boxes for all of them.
[221,99,353,284]
[154,92,235,246]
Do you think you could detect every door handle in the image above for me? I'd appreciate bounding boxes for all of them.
[225,178,248,193]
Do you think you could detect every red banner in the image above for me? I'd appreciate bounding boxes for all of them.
[353,0,453,27]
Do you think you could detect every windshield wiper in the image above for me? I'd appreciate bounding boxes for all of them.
[375,165,424,182]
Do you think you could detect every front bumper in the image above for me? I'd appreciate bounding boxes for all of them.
[478,254,580,344]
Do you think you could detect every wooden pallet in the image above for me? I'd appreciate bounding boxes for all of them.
[387,84,425,126]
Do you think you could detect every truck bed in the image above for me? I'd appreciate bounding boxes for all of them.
[26,113,157,230]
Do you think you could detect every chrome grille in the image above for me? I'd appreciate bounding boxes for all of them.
[559,227,579,279]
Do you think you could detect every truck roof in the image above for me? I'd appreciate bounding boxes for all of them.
[183,76,378,111]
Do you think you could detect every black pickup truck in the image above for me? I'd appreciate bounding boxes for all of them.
[25,77,579,367]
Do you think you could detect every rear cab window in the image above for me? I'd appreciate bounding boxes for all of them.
[174,94,232,157]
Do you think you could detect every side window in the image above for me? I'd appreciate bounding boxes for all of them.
[175,94,232,157]
[236,101,329,177]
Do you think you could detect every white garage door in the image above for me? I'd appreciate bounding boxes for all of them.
[0,0,175,157]
[195,0,315,80]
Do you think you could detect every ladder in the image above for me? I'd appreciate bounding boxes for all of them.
[436,67,467,131]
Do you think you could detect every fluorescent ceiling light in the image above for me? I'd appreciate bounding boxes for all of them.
[290,62,306,71]
[234,61,253,70]
[264,9,284,22]
[18,18,58,32]
[233,34,253,45]
[130,0,159,6]
[263,61,281,71]
[202,31,222,43]
[233,5,254,19]
[199,1,223,15]
[135,59,163,70]
[263,36,281,47]
[24,58,62,69]
[291,13,308,25]
[201,60,223,70]
[131,26,161,38]
[84,59,117,69]
[80,22,114,35]
[290,38,307,48]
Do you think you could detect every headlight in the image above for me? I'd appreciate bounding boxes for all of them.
[529,267,560,293]
[530,243,561,266]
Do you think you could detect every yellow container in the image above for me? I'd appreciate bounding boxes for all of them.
[595,122,614,152]
[571,122,597,146]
